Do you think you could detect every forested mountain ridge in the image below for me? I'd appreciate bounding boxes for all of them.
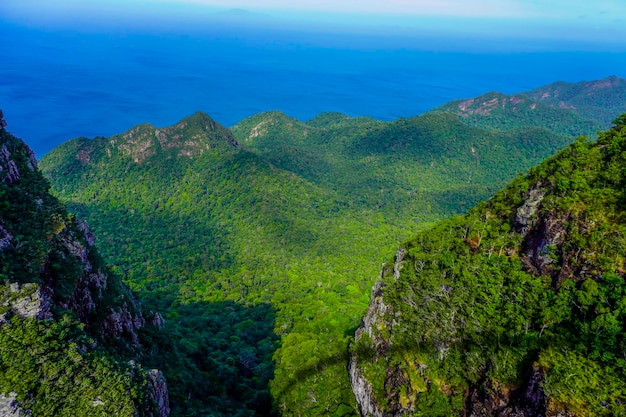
[350,115,626,416]
[431,91,603,137]
[525,75,626,126]
[42,111,239,176]
[430,76,626,140]
[234,110,573,219]
[0,110,169,417]
[41,103,582,416]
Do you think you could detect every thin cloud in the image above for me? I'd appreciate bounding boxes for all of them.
[175,0,532,17]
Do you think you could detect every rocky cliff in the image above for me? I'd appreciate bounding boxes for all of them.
[0,110,169,416]
[350,115,626,416]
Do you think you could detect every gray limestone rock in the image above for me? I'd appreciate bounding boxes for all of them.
[147,369,171,417]
[0,393,31,417]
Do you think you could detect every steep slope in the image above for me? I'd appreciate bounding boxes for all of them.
[0,111,169,417]
[350,115,626,416]
[525,75,626,126]
[431,91,602,137]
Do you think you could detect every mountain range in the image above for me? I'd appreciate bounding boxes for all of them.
[2,75,625,416]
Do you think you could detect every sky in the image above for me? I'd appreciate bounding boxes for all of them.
[2,0,626,46]
[3,0,626,19]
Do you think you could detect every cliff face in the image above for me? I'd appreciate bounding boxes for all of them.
[349,251,403,417]
[0,110,169,417]
[350,115,626,416]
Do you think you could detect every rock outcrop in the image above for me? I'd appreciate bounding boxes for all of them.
[0,393,31,417]
[465,367,547,417]
[0,283,53,322]
[0,224,12,250]
[147,369,171,417]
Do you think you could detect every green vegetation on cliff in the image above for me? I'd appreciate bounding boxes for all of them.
[0,119,162,416]
[0,317,147,417]
[351,115,626,416]
[525,75,626,126]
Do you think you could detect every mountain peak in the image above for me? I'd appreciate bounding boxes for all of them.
[180,110,216,125]
[111,113,238,163]
[231,111,310,143]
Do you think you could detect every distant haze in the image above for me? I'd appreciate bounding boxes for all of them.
[2,0,626,46]
[1,0,626,156]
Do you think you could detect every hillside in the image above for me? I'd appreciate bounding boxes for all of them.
[430,76,626,139]
[234,111,573,219]
[525,75,626,126]
[350,115,626,416]
[0,111,169,416]
[40,108,579,416]
[431,91,602,137]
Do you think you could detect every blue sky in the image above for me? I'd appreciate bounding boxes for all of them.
[3,0,625,26]
[3,0,626,18]
[1,0,626,48]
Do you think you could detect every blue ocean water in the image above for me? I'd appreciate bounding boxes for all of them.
[2,22,626,156]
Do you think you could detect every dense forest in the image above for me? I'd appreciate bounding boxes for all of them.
[41,105,581,415]
[351,114,626,416]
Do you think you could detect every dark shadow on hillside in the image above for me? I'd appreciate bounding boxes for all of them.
[140,300,280,417]
[64,200,241,306]
[271,348,353,403]
[59,203,283,415]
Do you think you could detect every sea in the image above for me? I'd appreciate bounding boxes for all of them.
[2,21,626,156]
